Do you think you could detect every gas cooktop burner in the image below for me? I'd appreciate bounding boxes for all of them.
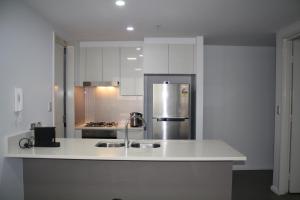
[106,122,118,127]
[85,122,118,128]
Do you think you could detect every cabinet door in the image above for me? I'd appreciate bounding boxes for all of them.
[102,47,120,82]
[136,52,144,95]
[169,44,194,74]
[85,47,102,81]
[144,44,168,74]
[77,47,86,86]
[74,130,82,138]
[120,47,143,96]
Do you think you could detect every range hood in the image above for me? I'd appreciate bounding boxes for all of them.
[83,81,119,87]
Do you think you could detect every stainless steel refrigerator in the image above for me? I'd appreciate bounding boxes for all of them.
[152,83,191,139]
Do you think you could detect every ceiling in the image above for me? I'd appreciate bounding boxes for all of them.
[24,0,300,46]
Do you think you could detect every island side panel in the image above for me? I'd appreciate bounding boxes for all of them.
[23,159,232,200]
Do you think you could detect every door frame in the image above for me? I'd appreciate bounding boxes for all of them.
[53,34,67,137]
[52,33,75,138]
[272,28,300,195]
[289,37,300,193]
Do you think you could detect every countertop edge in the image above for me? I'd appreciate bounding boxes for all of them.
[4,153,247,161]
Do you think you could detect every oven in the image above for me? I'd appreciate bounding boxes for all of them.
[82,129,117,139]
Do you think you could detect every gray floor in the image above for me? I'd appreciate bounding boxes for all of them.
[232,170,300,200]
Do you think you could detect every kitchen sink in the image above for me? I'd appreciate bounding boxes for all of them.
[95,141,160,148]
[130,142,161,149]
[95,142,125,148]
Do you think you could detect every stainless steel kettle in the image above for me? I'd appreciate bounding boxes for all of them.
[130,112,143,127]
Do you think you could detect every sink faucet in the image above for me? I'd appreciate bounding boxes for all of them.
[125,115,147,148]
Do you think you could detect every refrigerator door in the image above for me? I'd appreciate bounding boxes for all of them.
[153,83,190,118]
[152,118,190,139]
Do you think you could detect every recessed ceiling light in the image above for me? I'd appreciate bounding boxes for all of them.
[135,68,142,71]
[136,47,141,51]
[126,26,134,31]
[127,57,137,60]
[115,0,125,7]
[139,54,143,57]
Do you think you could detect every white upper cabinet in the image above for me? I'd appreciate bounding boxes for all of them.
[169,44,194,74]
[120,47,144,96]
[144,44,168,74]
[102,47,120,82]
[135,54,144,96]
[143,38,196,74]
[85,47,102,82]
[77,47,86,85]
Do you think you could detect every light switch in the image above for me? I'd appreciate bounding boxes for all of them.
[14,88,23,112]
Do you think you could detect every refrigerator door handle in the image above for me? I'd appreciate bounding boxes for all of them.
[155,117,188,122]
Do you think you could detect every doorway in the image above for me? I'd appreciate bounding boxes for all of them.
[289,38,300,193]
[54,36,67,138]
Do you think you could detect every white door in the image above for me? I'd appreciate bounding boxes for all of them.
[54,42,65,138]
[290,38,300,193]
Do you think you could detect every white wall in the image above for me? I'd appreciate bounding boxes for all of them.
[203,45,276,170]
[0,0,56,199]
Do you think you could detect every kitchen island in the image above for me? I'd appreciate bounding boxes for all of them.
[5,133,246,200]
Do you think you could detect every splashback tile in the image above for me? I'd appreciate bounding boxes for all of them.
[85,87,143,122]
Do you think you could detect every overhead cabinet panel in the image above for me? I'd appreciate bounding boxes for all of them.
[144,42,195,75]
[136,54,144,96]
[144,44,168,74]
[169,44,194,74]
[77,47,86,85]
[85,47,102,82]
[102,47,120,82]
[120,47,144,96]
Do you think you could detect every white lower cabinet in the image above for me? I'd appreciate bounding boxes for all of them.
[117,130,144,140]
[74,130,82,138]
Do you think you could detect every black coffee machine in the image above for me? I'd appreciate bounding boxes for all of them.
[34,127,60,147]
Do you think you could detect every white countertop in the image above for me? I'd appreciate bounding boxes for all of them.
[5,137,246,161]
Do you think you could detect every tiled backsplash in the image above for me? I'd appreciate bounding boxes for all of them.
[75,87,85,125]
[84,87,143,122]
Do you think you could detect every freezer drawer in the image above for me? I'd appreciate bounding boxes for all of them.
[153,83,190,118]
[152,118,190,139]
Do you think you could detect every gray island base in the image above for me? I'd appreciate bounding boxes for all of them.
[24,159,232,200]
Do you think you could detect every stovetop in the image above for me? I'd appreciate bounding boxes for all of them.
[85,122,118,128]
